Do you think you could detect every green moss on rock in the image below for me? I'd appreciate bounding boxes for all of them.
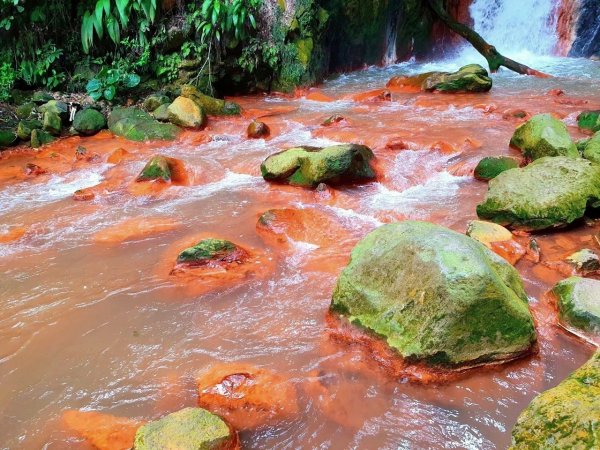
[477,156,600,230]
[43,111,62,136]
[578,110,600,133]
[474,156,520,181]
[582,133,600,164]
[181,85,240,116]
[510,351,600,449]
[143,93,171,112]
[133,407,236,450]
[0,129,17,148]
[261,144,375,187]
[108,107,179,142]
[73,109,106,136]
[552,277,600,336]
[136,155,171,182]
[331,221,537,367]
[17,119,42,140]
[167,96,206,129]
[30,129,55,148]
[510,114,578,160]
[422,64,492,93]
[177,239,239,265]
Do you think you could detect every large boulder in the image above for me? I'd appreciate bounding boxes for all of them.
[474,156,520,181]
[181,85,241,116]
[17,119,42,140]
[39,100,69,122]
[167,96,206,129]
[0,129,17,148]
[73,109,106,136]
[477,156,600,230]
[30,129,55,148]
[582,132,600,164]
[421,64,492,93]
[108,107,179,142]
[133,407,237,450]
[15,102,35,120]
[510,114,578,160]
[510,351,600,449]
[42,111,62,135]
[331,221,536,367]
[261,144,376,187]
[552,277,600,336]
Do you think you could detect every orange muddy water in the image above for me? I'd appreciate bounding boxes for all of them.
[1,57,599,449]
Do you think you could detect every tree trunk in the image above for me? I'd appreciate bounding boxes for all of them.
[427,0,549,77]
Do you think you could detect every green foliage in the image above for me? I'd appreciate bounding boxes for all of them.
[238,37,280,74]
[154,53,182,83]
[86,67,140,101]
[81,0,158,53]
[19,43,66,89]
[191,0,260,47]
[0,62,16,101]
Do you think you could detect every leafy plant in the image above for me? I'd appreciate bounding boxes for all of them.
[193,0,260,46]
[86,67,140,101]
[19,43,66,89]
[81,0,158,53]
[0,62,16,101]
[154,53,182,83]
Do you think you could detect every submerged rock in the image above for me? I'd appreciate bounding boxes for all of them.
[477,156,600,230]
[474,156,519,181]
[175,239,247,267]
[322,114,346,126]
[197,363,299,430]
[167,96,206,129]
[422,64,492,93]
[510,351,600,449]
[63,410,143,450]
[73,109,106,136]
[510,114,578,160]
[578,110,600,133]
[30,129,55,148]
[181,85,241,116]
[133,407,237,450]
[552,277,600,336]
[108,107,179,142]
[247,121,270,139]
[261,144,376,187]
[16,119,42,140]
[331,221,536,368]
[136,156,172,182]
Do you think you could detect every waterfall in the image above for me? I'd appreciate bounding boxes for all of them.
[383,12,398,65]
[468,0,560,56]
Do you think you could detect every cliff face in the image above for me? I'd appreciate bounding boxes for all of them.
[569,0,600,57]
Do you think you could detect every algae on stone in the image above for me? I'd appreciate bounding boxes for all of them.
[261,144,376,187]
[331,221,536,367]
[510,114,578,160]
[108,107,179,142]
[73,109,106,136]
[136,155,171,182]
[474,156,519,181]
[578,110,600,133]
[422,64,492,93]
[133,407,235,450]
[552,277,600,336]
[477,156,600,230]
[177,239,239,265]
[181,85,241,116]
[510,351,600,449]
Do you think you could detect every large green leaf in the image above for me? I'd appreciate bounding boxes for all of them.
[86,78,102,93]
[89,90,103,101]
[122,73,140,88]
[103,85,116,101]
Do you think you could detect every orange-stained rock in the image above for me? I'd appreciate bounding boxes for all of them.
[247,121,270,139]
[548,89,565,96]
[93,217,181,244]
[386,73,432,92]
[503,109,530,121]
[73,188,96,201]
[490,239,527,266]
[107,148,130,164]
[384,137,411,150]
[127,156,189,196]
[24,163,47,176]
[305,90,334,102]
[196,363,299,430]
[429,141,456,153]
[321,114,346,127]
[62,410,143,450]
[0,226,26,243]
[350,89,392,103]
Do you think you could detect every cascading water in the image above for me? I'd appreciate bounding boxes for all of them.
[468,0,560,57]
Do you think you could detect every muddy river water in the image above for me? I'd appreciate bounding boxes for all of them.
[1,54,599,449]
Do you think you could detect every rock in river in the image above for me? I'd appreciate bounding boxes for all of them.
[421,64,493,93]
[552,277,600,337]
[73,108,106,136]
[167,96,206,129]
[474,156,519,181]
[477,156,600,231]
[108,107,179,142]
[261,144,376,187]
[331,221,537,368]
[133,407,238,450]
[510,114,578,160]
[510,351,600,449]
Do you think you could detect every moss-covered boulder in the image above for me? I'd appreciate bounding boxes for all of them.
[142,93,171,112]
[477,156,600,231]
[510,114,578,160]
[42,111,62,135]
[31,91,53,104]
[167,96,206,129]
[510,351,600,449]
[16,102,35,120]
[0,129,17,148]
[261,144,376,187]
[30,129,55,148]
[39,100,69,122]
[566,249,600,274]
[152,103,171,122]
[422,64,492,93]
[17,119,42,140]
[474,156,520,181]
[136,155,171,182]
[176,239,245,267]
[466,220,513,247]
[133,407,237,450]
[73,109,106,136]
[582,133,600,164]
[181,85,241,116]
[108,107,179,142]
[331,221,536,367]
[578,110,600,133]
[552,277,600,336]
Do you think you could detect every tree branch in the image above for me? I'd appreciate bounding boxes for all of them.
[427,0,549,78]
